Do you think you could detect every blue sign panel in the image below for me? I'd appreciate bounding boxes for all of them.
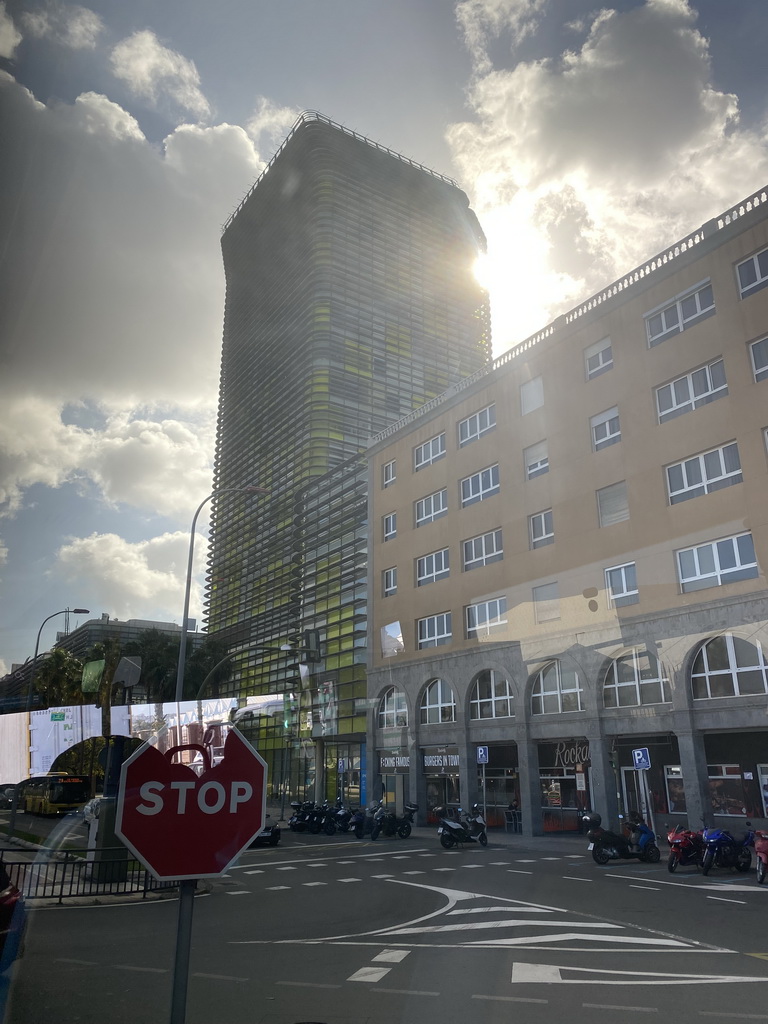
[632,747,651,770]
[476,745,489,765]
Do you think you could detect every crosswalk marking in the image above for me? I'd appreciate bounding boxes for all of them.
[348,966,391,982]
[373,949,411,963]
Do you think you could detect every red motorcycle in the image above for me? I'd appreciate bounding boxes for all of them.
[666,824,704,873]
[754,829,768,885]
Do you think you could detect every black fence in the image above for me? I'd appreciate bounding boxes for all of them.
[0,847,178,904]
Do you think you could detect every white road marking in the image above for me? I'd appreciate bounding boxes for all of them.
[489,861,510,865]
[244,870,263,875]
[391,855,411,860]
[372,949,411,963]
[338,861,355,865]
[348,966,391,982]
[473,994,548,1004]
[565,855,586,859]
[276,981,340,989]
[385,919,621,936]
[307,863,327,868]
[433,868,455,872]
[563,876,592,882]
[513,962,768,985]
[631,885,661,891]
[231,848,431,870]
[699,1012,768,1019]
[55,958,98,966]
[338,877,361,882]
[266,885,290,890]
[375,987,439,996]
[193,972,248,982]
[225,890,251,895]
[508,869,533,875]
[707,896,746,905]
[448,907,547,915]
[371,873,394,878]
[461,864,483,869]
[515,859,536,863]
[583,1003,656,1012]
[114,965,167,973]
[276,866,296,871]
[540,857,562,861]
[605,873,768,894]
[402,871,425,875]
[303,882,326,887]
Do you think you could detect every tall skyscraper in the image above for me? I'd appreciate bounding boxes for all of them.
[206,112,490,803]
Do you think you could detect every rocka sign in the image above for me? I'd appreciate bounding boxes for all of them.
[554,740,590,769]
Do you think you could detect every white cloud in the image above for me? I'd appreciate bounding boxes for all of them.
[455,0,548,72]
[21,4,103,49]
[110,29,210,119]
[246,96,301,150]
[449,0,768,351]
[0,2,21,58]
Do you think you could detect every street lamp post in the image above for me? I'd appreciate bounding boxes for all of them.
[8,606,90,838]
[173,487,268,704]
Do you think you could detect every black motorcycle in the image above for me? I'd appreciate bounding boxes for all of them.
[371,802,417,840]
[583,812,660,865]
[351,802,380,839]
[332,800,353,833]
[287,800,315,832]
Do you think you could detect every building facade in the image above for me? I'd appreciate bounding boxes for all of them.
[206,112,490,803]
[368,187,768,834]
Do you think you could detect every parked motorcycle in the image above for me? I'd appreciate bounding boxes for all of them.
[351,802,380,839]
[371,802,417,840]
[437,805,488,848]
[754,829,768,885]
[332,800,353,834]
[583,812,661,865]
[287,800,315,832]
[700,824,753,875]
[666,824,704,872]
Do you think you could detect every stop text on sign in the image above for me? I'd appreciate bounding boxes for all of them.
[137,780,254,815]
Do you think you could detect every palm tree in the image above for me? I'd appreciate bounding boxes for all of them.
[123,630,179,742]
[34,647,84,709]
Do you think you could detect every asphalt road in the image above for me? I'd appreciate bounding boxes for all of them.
[3,827,768,1024]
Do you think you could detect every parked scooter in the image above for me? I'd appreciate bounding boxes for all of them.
[287,800,315,832]
[351,802,380,839]
[371,802,417,840]
[583,812,661,865]
[666,824,704,872]
[754,829,768,885]
[437,805,488,848]
[700,824,753,875]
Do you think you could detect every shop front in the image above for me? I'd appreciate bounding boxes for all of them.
[376,748,412,814]
[474,743,519,829]
[423,745,461,823]
[538,739,591,832]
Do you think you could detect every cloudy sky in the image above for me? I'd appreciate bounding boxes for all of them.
[1,0,767,672]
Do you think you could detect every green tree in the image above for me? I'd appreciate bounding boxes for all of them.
[34,648,84,709]
[124,629,179,741]
[185,637,232,700]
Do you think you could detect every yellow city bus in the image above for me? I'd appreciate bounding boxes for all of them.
[19,774,90,816]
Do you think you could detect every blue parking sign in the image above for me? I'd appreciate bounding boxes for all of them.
[632,747,651,770]
[476,746,489,764]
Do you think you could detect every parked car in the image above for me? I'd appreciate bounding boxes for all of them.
[249,815,280,847]
[0,862,25,973]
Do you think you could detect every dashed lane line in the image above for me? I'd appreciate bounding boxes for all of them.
[707,896,747,905]
[583,1003,657,1013]
[230,848,431,870]
[225,890,251,895]
[55,958,98,966]
[473,994,548,1004]
[563,876,592,882]
[192,972,248,983]
[303,881,326,887]
[266,885,291,890]
[338,877,362,882]
[276,981,340,990]
[114,965,167,973]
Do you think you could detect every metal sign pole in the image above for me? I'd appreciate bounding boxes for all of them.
[170,879,197,1024]
[482,761,487,822]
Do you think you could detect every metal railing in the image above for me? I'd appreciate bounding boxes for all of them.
[1,848,178,904]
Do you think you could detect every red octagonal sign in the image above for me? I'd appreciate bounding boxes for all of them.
[116,729,267,881]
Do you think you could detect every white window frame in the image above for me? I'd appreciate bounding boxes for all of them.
[466,597,508,639]
[524,440,549,479]
[751,337,768,382]
[378,686,408,728]
[416,548,450,587]
[666,442,742,504]
[655,358,728,423]
[459,404,496,447]
[691,634,768,700]
[533,581,559,623]
[737,246,768,299]
[584,337,613,380]
[414,433,446,470]
[420,678,456,723]
[383,513,396,541]
[417,613,452,650]
[463,529,503,571]
[603,650,670,708]
[520,376,544,415]
[382,567,397,597]
[382,460,396,488]
[460,464,500,507]
[597,481,629,527]
[676,531,758,593]
[645,280,715,346]
[469,669,514,720]
[591,406,621,451]
[531,661,583,714]
[415,488,448,526]
[605,562,638,607]
[529,509,554,549]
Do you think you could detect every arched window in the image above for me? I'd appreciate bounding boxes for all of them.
[603,650,670,708]
[531,662,583,715]
[469,670,514,719]
[420,678,456,724]
[691,634,768,699]
[378,687,408,728]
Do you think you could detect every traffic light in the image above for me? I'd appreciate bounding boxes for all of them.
[302,629,322,663]
[282,692,298,732]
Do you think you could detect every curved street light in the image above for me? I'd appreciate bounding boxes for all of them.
[174,487,268,703]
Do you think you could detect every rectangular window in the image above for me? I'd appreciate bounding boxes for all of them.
[751,338,768,382]
[533,582,560,623]
[383,513,396,541]
[645,281,715,346]
[414,433,446,470]
[466,597,508,638]
[383,567,397,596]
[416,548,450,586]
[529,509,554,549]
[520,376,544,415]
[463,529,503,570]
[655,358,728,423]
[737,247,768,298]
[676,531,758,593]
[585,337,613,380]
[415,488,448,526]
[460,464,500,507]
[459,404,496,447]
[591,406,621,450]
[417,612,452,649]
[597,481,629,526]
[666,442,742,504]
[605,562,639,607]
[382,460,396,488]
[524,440,549,479]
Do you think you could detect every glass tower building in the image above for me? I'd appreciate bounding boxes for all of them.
[206,112,490,802]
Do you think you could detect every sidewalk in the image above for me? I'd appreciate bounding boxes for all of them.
[407,825,589,855]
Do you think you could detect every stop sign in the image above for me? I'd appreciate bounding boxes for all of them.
[116,728,267,880]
